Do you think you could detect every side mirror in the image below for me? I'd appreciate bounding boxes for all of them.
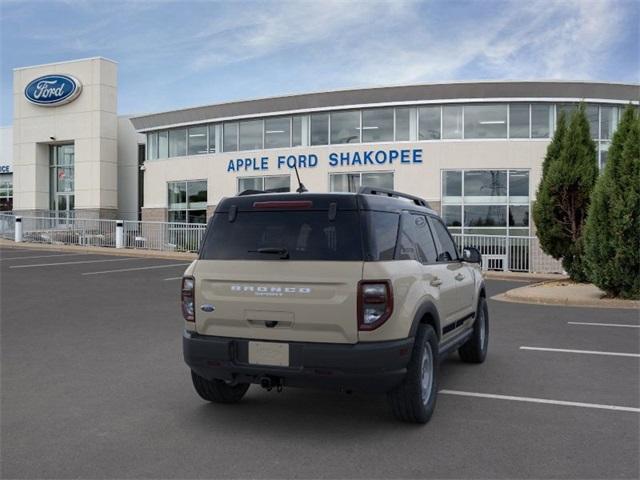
[463,247,482,264]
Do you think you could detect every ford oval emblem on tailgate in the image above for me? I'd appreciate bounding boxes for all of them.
[200,304,215,312]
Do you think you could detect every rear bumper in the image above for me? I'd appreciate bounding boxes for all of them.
[183,330,414,393]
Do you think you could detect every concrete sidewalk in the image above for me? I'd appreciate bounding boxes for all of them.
[494,279,640,310]
[0,238,197,261]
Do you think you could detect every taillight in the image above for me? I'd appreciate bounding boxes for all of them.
[358,280,393,331]
[181,276,195,322]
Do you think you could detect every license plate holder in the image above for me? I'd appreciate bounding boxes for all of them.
[248,341,289,367]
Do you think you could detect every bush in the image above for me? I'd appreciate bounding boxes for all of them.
[584,106,640,299]
[533,105,598,281]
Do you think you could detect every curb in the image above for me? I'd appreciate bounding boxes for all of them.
[492,282,640,310]
[0,239,197,261]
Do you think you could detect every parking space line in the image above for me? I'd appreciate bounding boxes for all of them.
[1,253,87,261]
[439,390,640,413]
[164,277,182,281]
[568,321,640,329]
[520,346,640,358]
[82,263,190,275]
[10,258,135,269]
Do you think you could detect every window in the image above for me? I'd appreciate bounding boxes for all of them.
[49,144,75,219]
[442,170,462,201]
[397,214,437,263]
[365,211,399,261]
[158,131,168,159]
[310,113,329,145]
[442,105,463,139]
[187,126,207,155]
[441,169,530,236]
[223,122,238,152]
[362,108,393,142]
[395,107,411,141]
[264,117,291,149]
[464,205,507,227]
[509,104,529,138]
[509,170,529,202]
[239,120,263,150]
[238,175,290,193]
[600,106,619,140]
[531,104,552,138]
[292,116,303,146]
[330,110,360,144]
[169,128,187,157]
[509,205,529,227]
[168,180,207,223]
[428,217,459,262]
[464,104,507,139]
[463,170,507,203]
[442,205,462,227]
[200,210,363,261]
[329,171,394,192]
[208,124,217,153]
[586,104,599,139]
[147,132,158,160]
[0,173,13,211]
[419,106,441,140]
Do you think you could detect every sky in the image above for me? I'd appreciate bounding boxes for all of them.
[1,0,638,126]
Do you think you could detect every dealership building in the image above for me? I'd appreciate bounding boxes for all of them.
[5,57,639,242]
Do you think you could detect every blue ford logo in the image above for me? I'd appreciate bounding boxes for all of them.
[24,74,82,106]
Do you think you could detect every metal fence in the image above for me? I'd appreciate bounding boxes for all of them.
[2,213,565,273]
[122,220,206,252]
[0,213,15,240]
[20,216,118,248]
[453,234,564,274]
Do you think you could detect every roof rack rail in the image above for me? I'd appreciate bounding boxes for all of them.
[358,186,431,208]
[238,187,290,196]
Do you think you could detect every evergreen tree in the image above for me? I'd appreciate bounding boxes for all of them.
[533,104,598,281]
[584,106,640,298]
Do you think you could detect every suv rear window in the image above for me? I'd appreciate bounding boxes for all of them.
[200,210,363,261]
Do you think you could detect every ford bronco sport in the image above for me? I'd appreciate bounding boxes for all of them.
[182,187,488,423]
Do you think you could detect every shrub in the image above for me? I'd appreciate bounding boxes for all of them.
[584,106,640,298]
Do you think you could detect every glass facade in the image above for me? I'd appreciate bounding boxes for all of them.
[0,173,12,211]
[329,171,393,192]
[441,169,530,236]
[143,103,624,166]
[168,180,207,223]
[238,175,290,193]
[49,144,75,218]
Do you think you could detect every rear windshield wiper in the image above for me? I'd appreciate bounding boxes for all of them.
[248,247,290,259]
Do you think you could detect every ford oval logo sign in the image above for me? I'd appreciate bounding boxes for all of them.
[24,74,82,106]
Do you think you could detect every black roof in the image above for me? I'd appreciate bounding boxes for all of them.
[215,191,438,216]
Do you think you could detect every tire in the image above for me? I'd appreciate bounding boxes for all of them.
[459,296,489,363]
[387,324,439,424]
[191,371,250,404]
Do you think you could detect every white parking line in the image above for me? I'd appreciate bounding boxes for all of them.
[164,277,182,281]
[568,321,640,329]
[520,346,640,358]
[82,263,190,276]
[10,258,135,269]
[439,390,640,413]
[0,253,87,261]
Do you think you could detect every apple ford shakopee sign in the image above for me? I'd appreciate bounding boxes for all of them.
[24,74,82,106]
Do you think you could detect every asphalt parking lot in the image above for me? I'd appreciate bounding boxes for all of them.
[1,245,639,479]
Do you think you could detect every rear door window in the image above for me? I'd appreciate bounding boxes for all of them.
[200,210,363,261]
[396,213,437,263]
[428,216,459,262]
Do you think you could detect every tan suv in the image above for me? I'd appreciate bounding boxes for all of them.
[182,187,488,423]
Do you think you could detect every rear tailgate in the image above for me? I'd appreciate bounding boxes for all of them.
[195,195,365,344]
[194,260,362,343]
